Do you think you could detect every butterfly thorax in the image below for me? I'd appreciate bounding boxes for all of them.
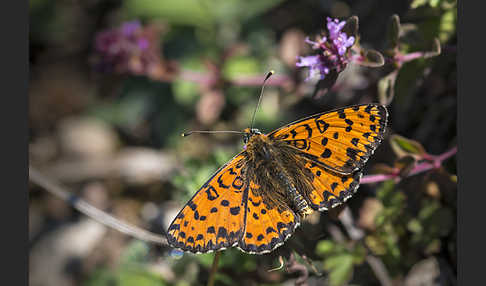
[243,132,314,217]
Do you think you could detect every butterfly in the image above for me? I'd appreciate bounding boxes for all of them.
[167,100,388,254]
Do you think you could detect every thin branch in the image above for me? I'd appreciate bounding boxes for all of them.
[207,251,221,286]
[365,255,393,286]
[361,146,457,184]
[338,207,364,241]
[29,166,168,246]
[286,252,309,286]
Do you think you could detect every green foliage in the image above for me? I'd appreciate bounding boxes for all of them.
[317,240,366,286]
[84,241,167,286]
[222,56,261,79]
[121,0,285,28]
[389,134,427,159]
[408,199,454,254]
[29,1,457,285]
[365,181,408,273]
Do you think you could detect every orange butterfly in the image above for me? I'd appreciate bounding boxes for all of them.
[167,76,388,255]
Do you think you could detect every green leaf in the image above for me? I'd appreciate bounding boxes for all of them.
[209,0,286,23]
[389,134,427,158]
[410,0,429,8]
[324,254,354,286]
[342,16,359,38]
[222,56,261,79]
[121,0,213,28]
[423,38,442,58]
[439,8,456,43]
[378,70,398,105]
[358,49,385,67]
[118,268,167,286]
[316,240,336,256]
[387,14,401,50]
[173,79,200,107]
[351,244,367,264]
[394,155,417,177]
[120,241,150,264]
[407,218,423,233]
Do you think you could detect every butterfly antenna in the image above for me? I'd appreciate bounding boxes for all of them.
[250,70,274,130]
[181,130,245,137]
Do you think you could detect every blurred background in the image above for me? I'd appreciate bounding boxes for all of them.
[29,0,457,285]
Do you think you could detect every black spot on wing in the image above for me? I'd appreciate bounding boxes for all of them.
[346,148,359,161]
[188,201,197,211]
[266,227,276,234]
[331,182,338,191]
[205,186,219,201]
[321,148,332,158]
[338,110,346,119]
[315,119,330,133]
[232,176,244,190]
[364,105,373,114]
[217,227,228,239]
[217,174,230,189]
[230,206,240,215]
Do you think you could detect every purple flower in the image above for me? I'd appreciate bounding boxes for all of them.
[296,17,355,81]
[326,17,346,40]
[93,20,163,77]
[296,55,329,81]
[121,21,141,36]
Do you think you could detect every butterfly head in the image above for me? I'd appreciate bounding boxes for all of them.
[243,128,262,144]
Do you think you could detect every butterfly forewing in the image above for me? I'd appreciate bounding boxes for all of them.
[167,153,248,253]
[268,104,388,175]
[168,103,388,255]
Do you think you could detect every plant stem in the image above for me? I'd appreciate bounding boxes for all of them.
[29,166,168,245]
[207,251,221,286]
[361,146,457,184]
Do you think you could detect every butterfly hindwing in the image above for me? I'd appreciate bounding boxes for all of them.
[268,104,388,175]
[169,103,388,255]
[167,153,248,253]
[303,160,362,210]
[238,181,300,254]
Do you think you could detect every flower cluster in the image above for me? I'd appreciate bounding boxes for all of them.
[296,17,355,81]
[93,21,164,78]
